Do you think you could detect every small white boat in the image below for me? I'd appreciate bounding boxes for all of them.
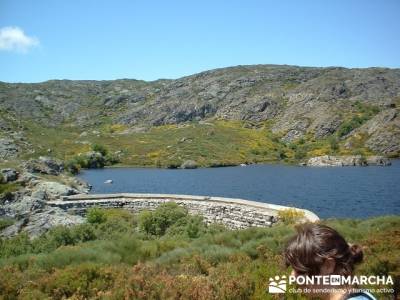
[240,163,247,167]
[104,179,113,184]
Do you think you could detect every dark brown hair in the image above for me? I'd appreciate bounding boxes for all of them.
[284,223,363,276]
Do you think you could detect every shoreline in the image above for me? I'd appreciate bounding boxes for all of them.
[83,157,398,171]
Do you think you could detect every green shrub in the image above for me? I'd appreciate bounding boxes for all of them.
[337,118,360,137]
[95,210,137,239]
[45,226,75,246]
[201,245,237,265]
[31,224,97,254]
[104,153,120,165]
[91,143,108,156]
[102,235,142,264]
[155,247,194,265]
[294,147,307,160]
[87,207,107,224]
[0,213,398,300]
[277,149,287,160]
[86,153,106,168]
[166,215,207,238]
[70,224,97,243]
[66,144,119,172]
[0,233,32,259]
[329,136,339,152]
[139,202,188,236]
[73,155,90,168]
[65,159,81,174]
[40,263,116,298]
[337,103,380,137]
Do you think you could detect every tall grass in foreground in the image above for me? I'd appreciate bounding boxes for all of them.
[0,204,398,299]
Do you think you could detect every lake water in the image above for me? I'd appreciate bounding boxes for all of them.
[78,160,400,219]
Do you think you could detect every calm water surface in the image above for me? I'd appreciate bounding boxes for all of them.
[78,160,400,219]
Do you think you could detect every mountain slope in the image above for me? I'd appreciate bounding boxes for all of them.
[1,65,399,166]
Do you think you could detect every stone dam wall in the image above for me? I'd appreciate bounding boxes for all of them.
[47,193,319,229]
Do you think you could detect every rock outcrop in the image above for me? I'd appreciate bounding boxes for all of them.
[22,156,64,175]
[0,157,89,238]
[305,155,391,167]
[0,168,18,183]
[32,181,79,199]
[0,138,18,160]
[0,207,85,238]
[180,160,198,169]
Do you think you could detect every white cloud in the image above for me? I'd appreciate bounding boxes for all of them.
[0,26,39,53]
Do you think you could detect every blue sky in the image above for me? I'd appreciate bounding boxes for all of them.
[0,0,399,82]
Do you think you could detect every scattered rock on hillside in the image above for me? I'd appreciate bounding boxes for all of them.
[22,156,64,175]
[0,138,18,159]
[32,181,79,199]
[0,219,26,238]
[67,176,92,193]
[0,174,86,238]
[0,155,91,238]
[22,208,85,238]
[1,194,46,218]
[180,160,198,169]
[2,66,400,144]
[365,156,392,166]
[366,130,400,155]
[0,207,85,239]
[0,168,18,183]
[305,155,390,167]
[281,119,309,143]
[17,172,40,186]
[344,108,400,155]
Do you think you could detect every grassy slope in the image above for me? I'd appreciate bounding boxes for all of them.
[0,209,398,299]
[1,116,379,171]
[0,97,386,170]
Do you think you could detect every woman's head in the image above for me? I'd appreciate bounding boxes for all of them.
[284,223,363,277]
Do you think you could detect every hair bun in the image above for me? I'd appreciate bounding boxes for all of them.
[349,244,363,264]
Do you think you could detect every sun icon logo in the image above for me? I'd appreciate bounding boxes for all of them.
[268,275,287,293]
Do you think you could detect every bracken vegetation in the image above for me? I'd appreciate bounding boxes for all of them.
[0,204,398,299]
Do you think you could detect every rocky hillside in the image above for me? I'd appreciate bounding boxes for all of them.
[1,65,399,165]
[1,65,400,240]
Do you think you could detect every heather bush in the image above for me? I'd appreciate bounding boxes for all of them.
[0,207,397,299]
